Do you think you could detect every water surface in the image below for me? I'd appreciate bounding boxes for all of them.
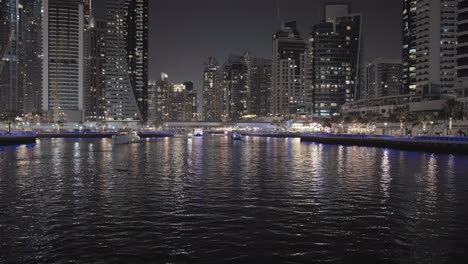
[1,136,468,263]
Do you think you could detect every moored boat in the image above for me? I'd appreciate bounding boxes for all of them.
[112,129,141,144]
[231,131,242,140]
[193,129,204,137]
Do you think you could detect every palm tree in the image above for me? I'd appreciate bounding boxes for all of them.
[442,98,463,135]
[344,112,363,124]
[412,112,434,135]
[390,106,411,135]
[365,112,381,125]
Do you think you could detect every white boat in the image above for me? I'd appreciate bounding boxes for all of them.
[231,131,242,140]
[193,129,203,137]
[113,129,141,144]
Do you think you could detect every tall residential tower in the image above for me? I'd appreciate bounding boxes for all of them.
[0,0,21,116]
[457,0,468,96]
[310,3,362,116]
[42,0,84,122]
[271,21,307,117]
[402,0,457,95]
[203,57,223,121]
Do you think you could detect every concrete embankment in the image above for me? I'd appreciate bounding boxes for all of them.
[241,131,300,138]
[300,133,468,154]
[37,131,174,138]
[136,131,175,138]
[0,133,37,145]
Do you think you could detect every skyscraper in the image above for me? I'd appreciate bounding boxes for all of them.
[183,81,198,121]
[310,3,362,116]
[365,59,402,99]
[104,0,148,122]
[203,57,223,121]
[126,0,149,122]
[42,0,84,122]
[0,0,20,116]
[154,73,171,121]
[19,0,43,114]
[147,79,157,122]
[223,54,249,121]
[457,0,468,97]
[402,0,457,95]
[83,0,106,122]
[271,21,307,117]
[247,56,272,117]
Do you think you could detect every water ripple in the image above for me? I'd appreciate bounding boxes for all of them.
[1,137,468,263]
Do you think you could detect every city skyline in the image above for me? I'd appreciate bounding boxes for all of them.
[149,0,401,87]
[2,1,468,263]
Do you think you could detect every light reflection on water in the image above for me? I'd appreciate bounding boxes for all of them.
[1,136,468,263]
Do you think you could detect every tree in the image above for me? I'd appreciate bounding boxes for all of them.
[442,98,464,134]
[390,106,411,135]
[443,98,463,120]
[364,111,381,126]
[344,112,363,124]
[412,112,434,135]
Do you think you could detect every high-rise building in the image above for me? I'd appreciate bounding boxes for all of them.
[223,54,249,121]
[457,0,468,97]
[104,0,148,122]
[170,84,186,121]
[42,0,84,122]
[83,0,106,122]
[126,0,149,122]
[247,56,272,117]
[183,81,198,121]
[271,21,307,117]
[365,59,402,99]
[402,0,457,95]
[147,79,157,122]
[154,73,171,121]
[82,0,148,122]
[310,3,362,116]
[203,57,223,121]
[0,0,21,116]
[19,0,43,114]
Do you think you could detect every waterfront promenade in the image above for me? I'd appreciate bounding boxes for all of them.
[300,133,468,154]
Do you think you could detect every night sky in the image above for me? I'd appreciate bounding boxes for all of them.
[149,0,401,91]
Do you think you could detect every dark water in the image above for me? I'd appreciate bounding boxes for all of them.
[1,136,468,263]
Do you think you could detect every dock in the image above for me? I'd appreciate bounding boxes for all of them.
[300,133,468,154]
[241,131,300,138]
[0,132,37,145]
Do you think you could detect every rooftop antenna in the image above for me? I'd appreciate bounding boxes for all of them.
[276,0,284,30]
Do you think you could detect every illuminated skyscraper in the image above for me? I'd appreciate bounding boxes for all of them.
[247,55,272,117]
[203,57,223,121]
[310,3,362,116]
[104,0,148,122]
[83,0,106,122]
[223,54,248,121]
[271,21,307,117]
[20,0,43,114]
[42,0,84,122]
[402,0,457,95]
[365,59,402,99]
[457,0,468,97]
[0,0,21,116]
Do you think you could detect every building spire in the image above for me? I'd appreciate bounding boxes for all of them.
[276,0,284,30]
